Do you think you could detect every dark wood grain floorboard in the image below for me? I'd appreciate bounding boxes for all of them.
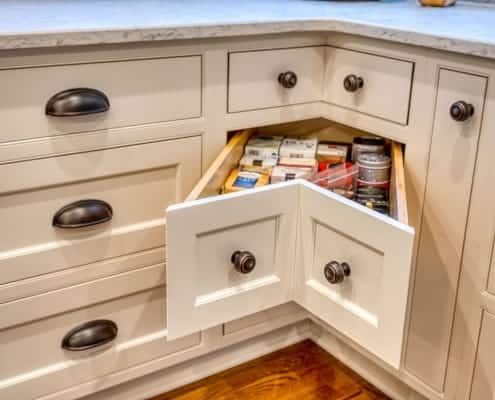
[150,340,391,400]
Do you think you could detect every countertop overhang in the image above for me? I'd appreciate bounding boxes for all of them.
[1,0,495,60]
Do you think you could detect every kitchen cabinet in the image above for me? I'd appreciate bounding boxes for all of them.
[0,31,493,400]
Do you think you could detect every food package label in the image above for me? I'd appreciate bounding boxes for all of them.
[279,137,318,159]
[224,169,270,193]
[271,165,315,184]
[244,136,283,159]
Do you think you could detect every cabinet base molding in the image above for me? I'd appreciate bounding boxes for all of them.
[41,319,431,400]
[58,322,313,400]
[310,320,430,400]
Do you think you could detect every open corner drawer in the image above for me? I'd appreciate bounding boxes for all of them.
[165,126,415,369]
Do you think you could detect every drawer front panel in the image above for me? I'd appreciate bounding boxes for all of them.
[166,183,299,339]
[0,136,201,284]
[0,56,201,144]
[228,47,325,112]
[325,47,413,124]
[295,182,414,369]
[405,70,487,391]
[0,286,201,400]
[470,311,495,400]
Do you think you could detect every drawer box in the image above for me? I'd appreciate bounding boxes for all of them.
[0,286,201,400]
[166,126,414,368]
[0,56,201,144]
[325,47,414,125]
[228,47,325,112]
[0,135,201,284]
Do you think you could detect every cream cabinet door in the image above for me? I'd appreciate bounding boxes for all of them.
[295,181,414,368]
[166,183,299,339]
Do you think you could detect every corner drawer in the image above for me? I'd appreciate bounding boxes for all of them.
[0,56,201,144]
[0,135,201,284]
[166,127,415,368]
[325,47,414,125]
[228,47,325,112]
[0,286,201,400]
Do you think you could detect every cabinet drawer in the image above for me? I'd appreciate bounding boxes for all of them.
[0,136,201,284]
[228,47,325,112]
[326,47,414,125]
[0,56,201,144]
[166,127,415,368]
[0,286,201,400]
[470,311,495,400]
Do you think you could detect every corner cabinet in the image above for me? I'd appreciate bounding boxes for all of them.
[166,129,415,369]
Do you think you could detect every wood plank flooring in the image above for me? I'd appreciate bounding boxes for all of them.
[150,340,391,400]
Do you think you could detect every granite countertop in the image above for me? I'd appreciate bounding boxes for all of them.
[1,0,495,60]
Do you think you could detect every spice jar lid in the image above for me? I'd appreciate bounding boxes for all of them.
[357,153,391,167]
[353,137,386,146]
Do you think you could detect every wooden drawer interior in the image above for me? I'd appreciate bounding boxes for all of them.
[187,119,408,225]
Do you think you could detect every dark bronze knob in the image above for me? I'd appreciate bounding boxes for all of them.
[343,74,364,92]
[231,251,256,274]
[278,71,298,89]
[324,261,351,284]
[450,101,474,122]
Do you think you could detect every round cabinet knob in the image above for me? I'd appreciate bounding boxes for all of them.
[343,74,364,92]
[231,251,256,274]
[278,71,298,89]
[450,101,475,122]
[324,261,351,284]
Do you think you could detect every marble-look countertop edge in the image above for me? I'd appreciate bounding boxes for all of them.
[1,18,495,61]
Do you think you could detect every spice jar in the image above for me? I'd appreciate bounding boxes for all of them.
[351,137,385,162]
[357,153,391,183]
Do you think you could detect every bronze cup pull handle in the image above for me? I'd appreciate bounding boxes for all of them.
[53,199,113,229]
[61,320,118,351]
[46,88,110,117]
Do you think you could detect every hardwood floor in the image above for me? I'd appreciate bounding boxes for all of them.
[150,340,391,400]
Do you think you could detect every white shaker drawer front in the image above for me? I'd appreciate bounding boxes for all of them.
[296,181,413,369]
[325,48,414,125]
[294,142,413,369]
[0,56,201,144]
[166,130,415,369]
[228,47,325,112]
[0,286,201,400]
[166,182,299,339]
[0,136,201,284]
